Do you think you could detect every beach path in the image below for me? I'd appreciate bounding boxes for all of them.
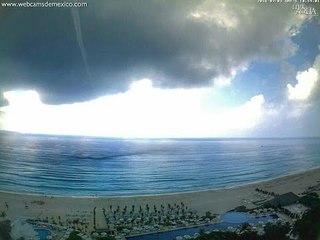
[95,208,108,230]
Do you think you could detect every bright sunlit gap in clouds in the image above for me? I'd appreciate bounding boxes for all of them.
[0,79,265,138]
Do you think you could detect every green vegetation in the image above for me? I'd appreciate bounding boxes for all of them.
[0,220,12,240]
[291,191,320,240]
[195,231,240,240]
[66,231,81,240]
[116,226,124,232]
[239,231,259,240]
[200,211,217,221]
[96,237,116,240]
[194,222,290,240]
[93,207,96,230]
[233,205,249,212]
[0,212,6,219]
[255,188,277,197]
[299,192,320,208]
[293,206,320,240]
[194,191,320,240]
[262,222,290,240]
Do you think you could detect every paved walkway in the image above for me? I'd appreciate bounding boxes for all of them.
[95,208,108,229]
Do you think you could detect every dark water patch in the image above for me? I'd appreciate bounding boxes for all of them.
[0,133,320,196]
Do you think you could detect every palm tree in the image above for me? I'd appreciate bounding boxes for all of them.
[146,204,150,213]
[0,211,6,219]
[73,218,80,229]
[80,221,84,231]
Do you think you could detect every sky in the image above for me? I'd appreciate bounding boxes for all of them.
[0,0,319,138]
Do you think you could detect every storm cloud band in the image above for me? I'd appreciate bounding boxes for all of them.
[0,0,316,105]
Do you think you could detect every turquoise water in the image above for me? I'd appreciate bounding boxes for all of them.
[127,213,279,240]
[0,132,320,196]
[35,228,51,240]
[221,212,250,224]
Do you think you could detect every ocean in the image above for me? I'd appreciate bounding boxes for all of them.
[0,132,319,196]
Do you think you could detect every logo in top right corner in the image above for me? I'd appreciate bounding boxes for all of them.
[293,4,318,16]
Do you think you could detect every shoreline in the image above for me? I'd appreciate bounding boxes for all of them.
[1,166,320,199]
[1,167,320,232]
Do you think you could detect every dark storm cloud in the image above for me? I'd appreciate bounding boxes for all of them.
[0,0,303,105]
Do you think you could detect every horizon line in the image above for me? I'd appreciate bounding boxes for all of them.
[0,129,319,140]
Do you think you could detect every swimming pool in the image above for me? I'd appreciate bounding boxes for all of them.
[127,213,279,240]
[221,212,250,223]
[35,228,51,240]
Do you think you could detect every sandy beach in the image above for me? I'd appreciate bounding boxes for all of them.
[1,168,320,231]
